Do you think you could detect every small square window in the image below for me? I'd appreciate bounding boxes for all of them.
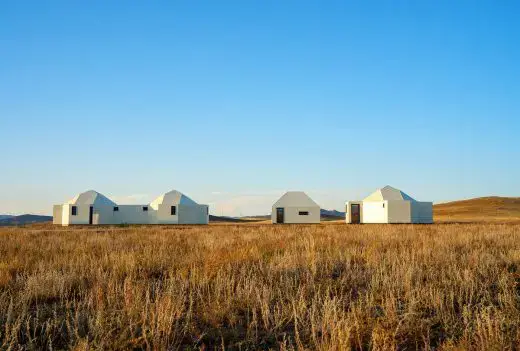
[299,211,309,216]
[143,206,148,212]
[114,206,119,212]
[71,206,77,216]
[171,206,176,215]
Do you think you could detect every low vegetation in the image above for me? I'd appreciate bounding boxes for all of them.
[434,196,520,223]
[1,223,520,349]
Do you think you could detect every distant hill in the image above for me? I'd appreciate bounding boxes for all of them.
[0,215,14,220]
[209,215,253,223]
[434,197,520,222]
[0,214,53,226]
[321,209,345,220]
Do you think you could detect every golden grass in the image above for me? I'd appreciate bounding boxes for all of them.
[434,197,520,223]
[1,223,520,349]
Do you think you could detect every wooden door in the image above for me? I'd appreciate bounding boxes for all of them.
[89,206,94,225]
[350,204,361,224]
[276,208,284,224]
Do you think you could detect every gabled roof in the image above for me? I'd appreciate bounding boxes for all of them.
[273,191,320,208]
[150,190,199,210]
[363,185,416,202]
[67,190,117,206]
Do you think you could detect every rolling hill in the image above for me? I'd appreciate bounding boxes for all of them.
[209,215,255,223]
[320,209,345,220]
[0,214,53,226]
[434,196,520,222]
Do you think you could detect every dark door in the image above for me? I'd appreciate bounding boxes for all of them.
[350,204,361,224]
[89,206,94,225]
[276,208,284,224]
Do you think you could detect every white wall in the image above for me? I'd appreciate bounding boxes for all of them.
[66,204,90,225]
[387,200,411,223]
[156,204,178,224]
[53,205,62,224]
[346,200,432,224]
[61,204,70,225]
[63,204,116,225]
[411,202,433,223]
[56,203,209,225]
[178,205,209,224]
[114,205,154,224]
[271,206,320,224]
[362,201,388,223]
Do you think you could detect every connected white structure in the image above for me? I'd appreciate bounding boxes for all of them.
[272,191,320,224]
[53,190,209,226]
[346,186,433,224]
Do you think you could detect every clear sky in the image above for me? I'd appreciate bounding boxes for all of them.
[1,1,519,216]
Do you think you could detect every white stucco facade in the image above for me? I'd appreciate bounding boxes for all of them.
[53,190,209,226]
[271,191,320,224]
[346,186,433,224]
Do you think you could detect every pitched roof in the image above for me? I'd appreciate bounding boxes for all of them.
[67,190,117,206]
[273,191,320,208]
[149,190,199,210]
[363,185,416,202]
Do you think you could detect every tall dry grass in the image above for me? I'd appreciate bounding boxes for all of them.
[0,223,519,350]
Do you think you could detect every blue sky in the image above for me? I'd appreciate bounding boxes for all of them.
[1,1,519,216]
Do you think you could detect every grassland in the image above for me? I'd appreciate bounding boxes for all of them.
[434,197,520,223]
[1,222,520,350]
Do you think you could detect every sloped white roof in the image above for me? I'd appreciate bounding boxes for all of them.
[150,190,199,210]
[363,185,416,202]
[67,190,117,206]
[273,191,320,208]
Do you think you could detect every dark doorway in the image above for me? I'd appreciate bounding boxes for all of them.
[350,204,361,224]
[89,206,94,225]
[276,208,284,224]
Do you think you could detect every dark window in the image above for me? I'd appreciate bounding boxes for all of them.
[143,206,148,212]
[114,206,119,212]
[299,211,309,216]
[171,206,176,215]
[71,206,77,216]
[383,203,385,208]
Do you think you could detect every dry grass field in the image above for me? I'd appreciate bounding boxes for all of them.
[434,197,520,223]
[1,222,520,350]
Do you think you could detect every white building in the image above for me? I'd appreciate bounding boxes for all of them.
[346,185,433,224]
[272,191,320,224]
[53,190,209,226]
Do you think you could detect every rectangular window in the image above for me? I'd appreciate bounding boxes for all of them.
[299,211,309,216]
[143,206,148,212]
[114,206,119,212]
[171,206,176,215]
[71,206,77,216]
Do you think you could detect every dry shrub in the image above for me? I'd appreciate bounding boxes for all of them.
[0,223,519,349]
